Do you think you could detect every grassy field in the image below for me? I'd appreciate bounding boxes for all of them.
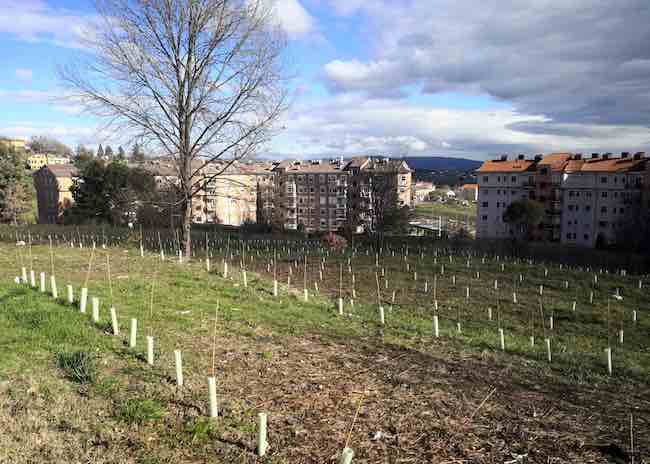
[0,237,648,463]
[414,200,477,222]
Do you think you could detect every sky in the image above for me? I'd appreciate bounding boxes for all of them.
[1,0,650,160]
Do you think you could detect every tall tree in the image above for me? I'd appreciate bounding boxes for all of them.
[61,0,287,257]
[117,146,126,161]
[104,145,114,159]
[29,136,72,156]
[130,143,146,163]
[66,159,155,224]
[502,199,544,239]
[0,144,35,224]
[96,144,105,159]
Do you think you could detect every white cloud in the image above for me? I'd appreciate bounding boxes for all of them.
[15,68,34,82]
[321,0,650,128]
[258,0,315,39]
[0,0,98,48]
[0,89,53,103]
[268,93,650,159]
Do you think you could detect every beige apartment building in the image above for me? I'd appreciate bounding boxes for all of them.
[0,137,26,152]
[345,157,413,233]
[141,159,274,227]
[32,165,78,224]
[272,159,349,233]
[27,153,71,170]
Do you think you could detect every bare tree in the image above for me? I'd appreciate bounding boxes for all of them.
[60,0,288,256]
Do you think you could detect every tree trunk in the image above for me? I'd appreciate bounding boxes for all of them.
[183,194,192,259]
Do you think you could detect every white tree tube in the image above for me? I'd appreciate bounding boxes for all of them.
[110,306,119,335]
[339,447,354,464]
[80,287,88,313]
[433,315,439,338]
[273,279,278,297]
[91,297,100,323]
[29,270,36,287]
[257,412,268,457]
[174,350,184,387]
[605,347,612,375]
[147,336,154,365]
[208,376,218,418]
[499,328,505,351]
[50,275,58,299]
[129,318,138,348]
[379,306,385,325]
[39,272,46,292]
[67,284,74,304]
[338,298,343,315]
[21,267,27,283]
[545,338,552,362]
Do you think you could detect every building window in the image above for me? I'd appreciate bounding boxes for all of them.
[482,215,488,221]
[584,234,589,240]
[601,191,607,198]
[482,176,488,182]
[511,176,516,183]
[482,202,488,207]
[600,176,607,184]
[601,206,607,213]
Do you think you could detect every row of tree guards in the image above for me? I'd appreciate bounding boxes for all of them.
[9,232,647,461]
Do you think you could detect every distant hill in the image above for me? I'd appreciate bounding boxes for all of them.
[401,156,482,172]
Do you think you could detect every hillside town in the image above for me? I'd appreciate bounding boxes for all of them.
[5,136,650,250]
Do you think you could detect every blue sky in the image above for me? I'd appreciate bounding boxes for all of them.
[1,0,650,160]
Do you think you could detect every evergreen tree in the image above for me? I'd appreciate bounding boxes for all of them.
[104,145,114,159]
[96,144,105,159]
[0,144,35,224]
[130,143,146,162]
[74,145,93,168]
[117,146,126,161]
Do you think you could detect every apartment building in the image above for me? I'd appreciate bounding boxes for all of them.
[344,157,413,233]
[475,155,536,239]
[559,153,645,248]
[32,165,78,224]
[141,160,273,227]
[476,152,647,247]
[200,161,275,226]
[0,137,25,152]
[534,153,572,241]
[272,159,349,233]
[27,153,71,170]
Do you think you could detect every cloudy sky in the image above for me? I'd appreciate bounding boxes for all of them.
[1,0,650,160]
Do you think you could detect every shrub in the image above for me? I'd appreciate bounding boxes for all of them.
[56,350,97,383]
[321,233,348,250]
[117,398,164,425]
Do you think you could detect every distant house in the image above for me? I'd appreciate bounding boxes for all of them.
[414,181,436,203]
[445,190,456,199]
[32,165,78,224]
[27,153,71,170]
[0,137,26,152]
[458,183,478,201]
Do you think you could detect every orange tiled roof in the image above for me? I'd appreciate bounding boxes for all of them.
[476,160,536,173]
[579,157,646,173]
[538,153,573,170]
[461,183,478,190]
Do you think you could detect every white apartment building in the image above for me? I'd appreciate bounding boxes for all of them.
[559,153,645,248]
[476,152,647,247]
[475,155,536,239]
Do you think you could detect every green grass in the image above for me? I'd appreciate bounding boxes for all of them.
[117,398,164,425]
[56,350,97,383]
[414,200,476,221]
[0,240,648,462]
